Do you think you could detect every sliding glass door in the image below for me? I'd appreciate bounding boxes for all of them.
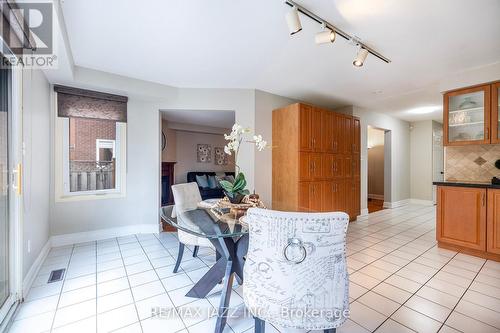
[0,60,11,310]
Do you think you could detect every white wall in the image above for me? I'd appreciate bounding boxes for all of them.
[22,69,51,278]
[49,67,256,237]
[254,90,297,207]
[353,107,411,211]
[410,120,434,201]
[174,131,234,184]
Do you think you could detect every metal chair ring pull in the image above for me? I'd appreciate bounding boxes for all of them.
[283,238,307,264]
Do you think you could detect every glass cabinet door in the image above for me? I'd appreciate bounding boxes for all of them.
[444,85,490,145]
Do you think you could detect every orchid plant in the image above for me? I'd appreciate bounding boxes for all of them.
[219,124,267,203]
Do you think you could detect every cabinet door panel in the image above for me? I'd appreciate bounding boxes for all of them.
[299,153,311,181]
[322,111,334,152]
[310,153,322,179]
[343,155,352,178]
[353,117,360,154]
[299,105,313,151]
[443,84,491,146]
[333,156,342,178]
[331,180,343,211]
[298,182,310,212]
[333,114,342,153]
[312,108,322,151]
[309,182,322,212]
[322,154,334,179]
[322,181,334,212]
[487,189,500,255]
[343,116,353,154]
[353,155,360,177]
[437,186,486,250]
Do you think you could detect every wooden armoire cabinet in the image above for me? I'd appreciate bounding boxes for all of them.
[272,103,361,221]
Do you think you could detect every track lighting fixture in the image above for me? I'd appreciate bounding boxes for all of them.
[284,0,390,66]
[285,6,302,35]
[353,47,369,67]
[315,23,336,44]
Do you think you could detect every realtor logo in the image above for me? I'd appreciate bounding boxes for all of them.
[1,1,56,68]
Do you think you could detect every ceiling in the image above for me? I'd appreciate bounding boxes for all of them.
[61,0,500,122]
[161,109,235,129]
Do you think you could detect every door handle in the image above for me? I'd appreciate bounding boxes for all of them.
[482,193,486,206]
[486,128,490,140]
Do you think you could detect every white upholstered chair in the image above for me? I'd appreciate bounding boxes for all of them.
[171,182,214,273]
[243,208,350,333]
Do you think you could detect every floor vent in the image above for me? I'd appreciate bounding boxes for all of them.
[48,269,65,283]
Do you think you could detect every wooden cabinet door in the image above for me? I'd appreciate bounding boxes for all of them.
[322,181,334,212]
[437,186,486,251]
[343,155,352,178]
[333,155,342,178]
[353,117,360,154]
[352,178,360,218]
[311,107,323,151]
[333,114,342,153]
[298,182,310,212]
[487,189,500,255]
[299,153,311,181]
[322,154,334,179]
[299,104,313,151]
[310,153,322,179]
[443,84,491,146]
[343,116,353,154]
[353,154,360,177]
[491,82,500,144]
[331,180,344,211]
[322,111,334,152]
[309,182,323,212]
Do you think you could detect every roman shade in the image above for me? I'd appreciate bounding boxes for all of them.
[54,85,128,122]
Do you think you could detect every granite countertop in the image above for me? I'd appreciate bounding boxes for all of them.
[433,181,500,189]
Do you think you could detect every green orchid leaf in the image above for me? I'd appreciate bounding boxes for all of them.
[219,180,234,192]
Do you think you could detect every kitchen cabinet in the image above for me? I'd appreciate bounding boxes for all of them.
[443,82,500,146]
[487,189,500,255]
[437,186,486,251]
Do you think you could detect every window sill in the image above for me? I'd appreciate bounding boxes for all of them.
[55,191,126,203]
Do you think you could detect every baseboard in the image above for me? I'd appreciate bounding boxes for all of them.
[368,194,384,200]
[383,199,410,209]
[410,199,435,206]
[22,239,51,299]
[50,223,159,247]
[359,208,369,217]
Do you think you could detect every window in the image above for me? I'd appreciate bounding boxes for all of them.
[54,86,128,201]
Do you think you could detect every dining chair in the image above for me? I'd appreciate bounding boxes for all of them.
[171,182,214,273]
[243,208,350,333]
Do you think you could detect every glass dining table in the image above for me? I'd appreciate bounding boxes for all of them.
[160,205,249,333]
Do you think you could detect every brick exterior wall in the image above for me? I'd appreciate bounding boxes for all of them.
[69,118,116,161]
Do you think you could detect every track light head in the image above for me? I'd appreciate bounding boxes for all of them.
[353,47,369,67]
[285,6,302,35]
[315,28,336,44]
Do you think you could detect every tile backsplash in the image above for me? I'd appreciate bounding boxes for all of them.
[445,144,500,182]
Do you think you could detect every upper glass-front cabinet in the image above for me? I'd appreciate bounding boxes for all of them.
[444,84,491,146]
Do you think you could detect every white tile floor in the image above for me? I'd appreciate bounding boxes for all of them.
[9,204,500,333]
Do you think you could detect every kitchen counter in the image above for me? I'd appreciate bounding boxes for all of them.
[433,181,500,189]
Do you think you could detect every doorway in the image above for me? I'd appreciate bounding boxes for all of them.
[367,126,386,213]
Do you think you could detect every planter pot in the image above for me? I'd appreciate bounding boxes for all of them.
[224,191,245,204]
